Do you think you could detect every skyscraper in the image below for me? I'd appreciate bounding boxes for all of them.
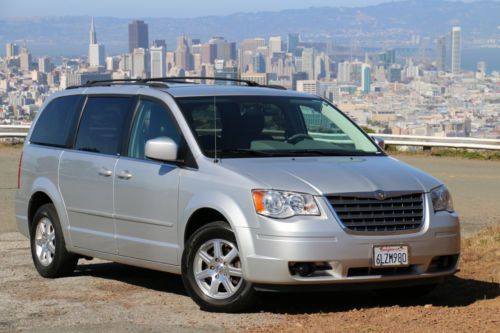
[361,64,371,94]
[88,17,105,67]
[287,33,299,55]
[175,35,191,70]
[150,46,166,78]
[132,48,149,78]
[436,36,446,71]
[337,61,351,83]
[201,43,217,64]
[89,17,97,45]
[451,26,461,75]
[5,43,19,59]
[269,36,282,55]
[128,20,149,52]
[19,47,32,71]
[301,48,315,80]
[38,57,52,73]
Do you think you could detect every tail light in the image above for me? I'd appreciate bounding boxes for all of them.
[17,151,23,189]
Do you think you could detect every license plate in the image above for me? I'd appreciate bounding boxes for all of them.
[373,245,409,267]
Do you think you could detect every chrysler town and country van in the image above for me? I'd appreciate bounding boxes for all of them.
[16,78,460,312]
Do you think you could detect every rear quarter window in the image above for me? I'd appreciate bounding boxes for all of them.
[30,95,83,147]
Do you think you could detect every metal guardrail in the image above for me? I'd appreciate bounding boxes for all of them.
[0,125,30,138]
[1,125,499,150]
[374,134,500,151]
[308,132,500,151]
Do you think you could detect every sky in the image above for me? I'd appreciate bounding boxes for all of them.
[0,0,434,18]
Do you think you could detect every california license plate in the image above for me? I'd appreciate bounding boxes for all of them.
[373,245,409,267]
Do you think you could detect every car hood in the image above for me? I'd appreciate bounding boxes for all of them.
[220,156,441,195]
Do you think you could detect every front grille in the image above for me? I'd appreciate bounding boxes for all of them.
[328,192,424,233]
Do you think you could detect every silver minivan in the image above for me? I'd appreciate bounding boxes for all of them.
[16,78,460,312]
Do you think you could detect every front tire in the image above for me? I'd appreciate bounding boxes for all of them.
[30,203,78,278]
[181,221,256,312]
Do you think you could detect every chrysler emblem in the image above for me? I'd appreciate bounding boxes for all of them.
[375,190,386,200]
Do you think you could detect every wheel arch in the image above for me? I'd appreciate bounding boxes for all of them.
[184,207,229,244]
[27,177,71,244]
[179,192,257,270]
[28,191,53,229]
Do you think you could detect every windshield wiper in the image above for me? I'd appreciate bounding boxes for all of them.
[277,149,373,157]
[209,149,279,157]
[206,149,377,158]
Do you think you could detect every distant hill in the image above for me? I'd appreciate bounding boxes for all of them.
[0,0,499,56]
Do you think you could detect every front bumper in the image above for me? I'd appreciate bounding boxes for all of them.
[237,196,460,285]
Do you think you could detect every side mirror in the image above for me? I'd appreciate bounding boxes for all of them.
[145,137,178,162]
[371,136,385,150]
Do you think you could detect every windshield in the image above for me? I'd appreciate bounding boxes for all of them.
[176,95,381,158]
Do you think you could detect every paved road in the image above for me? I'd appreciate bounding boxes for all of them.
[1,146,498,234]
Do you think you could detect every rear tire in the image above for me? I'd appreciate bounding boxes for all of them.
[182,221,256,312]
[30,203,78,278]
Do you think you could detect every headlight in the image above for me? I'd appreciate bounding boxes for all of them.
[430,185,454,212]
[252,190,320,219]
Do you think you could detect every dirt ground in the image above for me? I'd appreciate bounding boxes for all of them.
[0,145,20,234]
[0,145,499,332]
[250,224,500,333]
[0,225,498,333]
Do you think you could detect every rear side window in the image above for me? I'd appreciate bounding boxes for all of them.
[30,95,83,147]
[74,97,132,155]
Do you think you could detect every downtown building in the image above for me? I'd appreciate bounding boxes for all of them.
[88,17,105,68]
[451,26,461,75]
[129,20,149,53]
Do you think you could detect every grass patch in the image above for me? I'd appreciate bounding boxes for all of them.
[461,223,500,282]
[386,146,500,161]
[0,142,23,148]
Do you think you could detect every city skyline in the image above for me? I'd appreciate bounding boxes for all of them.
[0,1,498,140]
[5,16,497,74]
[1,18,498,139]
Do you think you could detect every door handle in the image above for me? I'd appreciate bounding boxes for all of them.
[117,170,133,180]
[98,168,112,177]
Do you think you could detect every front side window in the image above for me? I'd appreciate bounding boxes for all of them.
[128,99,181,159]
[74,97,132,155]
[176,96,380,158]
[30,95,83,147]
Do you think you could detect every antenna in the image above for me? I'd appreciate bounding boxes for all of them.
[213,95,218,163]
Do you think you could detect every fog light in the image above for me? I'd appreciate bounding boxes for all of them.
[289,262,332,277]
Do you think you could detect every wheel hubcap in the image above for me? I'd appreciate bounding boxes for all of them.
[193,239,243,299]
[35,217,55,266]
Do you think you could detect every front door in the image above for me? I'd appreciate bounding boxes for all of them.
[114,98,182,264]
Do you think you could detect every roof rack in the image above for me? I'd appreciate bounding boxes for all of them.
[146,76,261,87]
[66,78,170,89]
[67,76,286,90]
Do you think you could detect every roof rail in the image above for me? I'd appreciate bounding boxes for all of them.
[66,76,286,90]
[143,76,261,87]
[66,78,171,89]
